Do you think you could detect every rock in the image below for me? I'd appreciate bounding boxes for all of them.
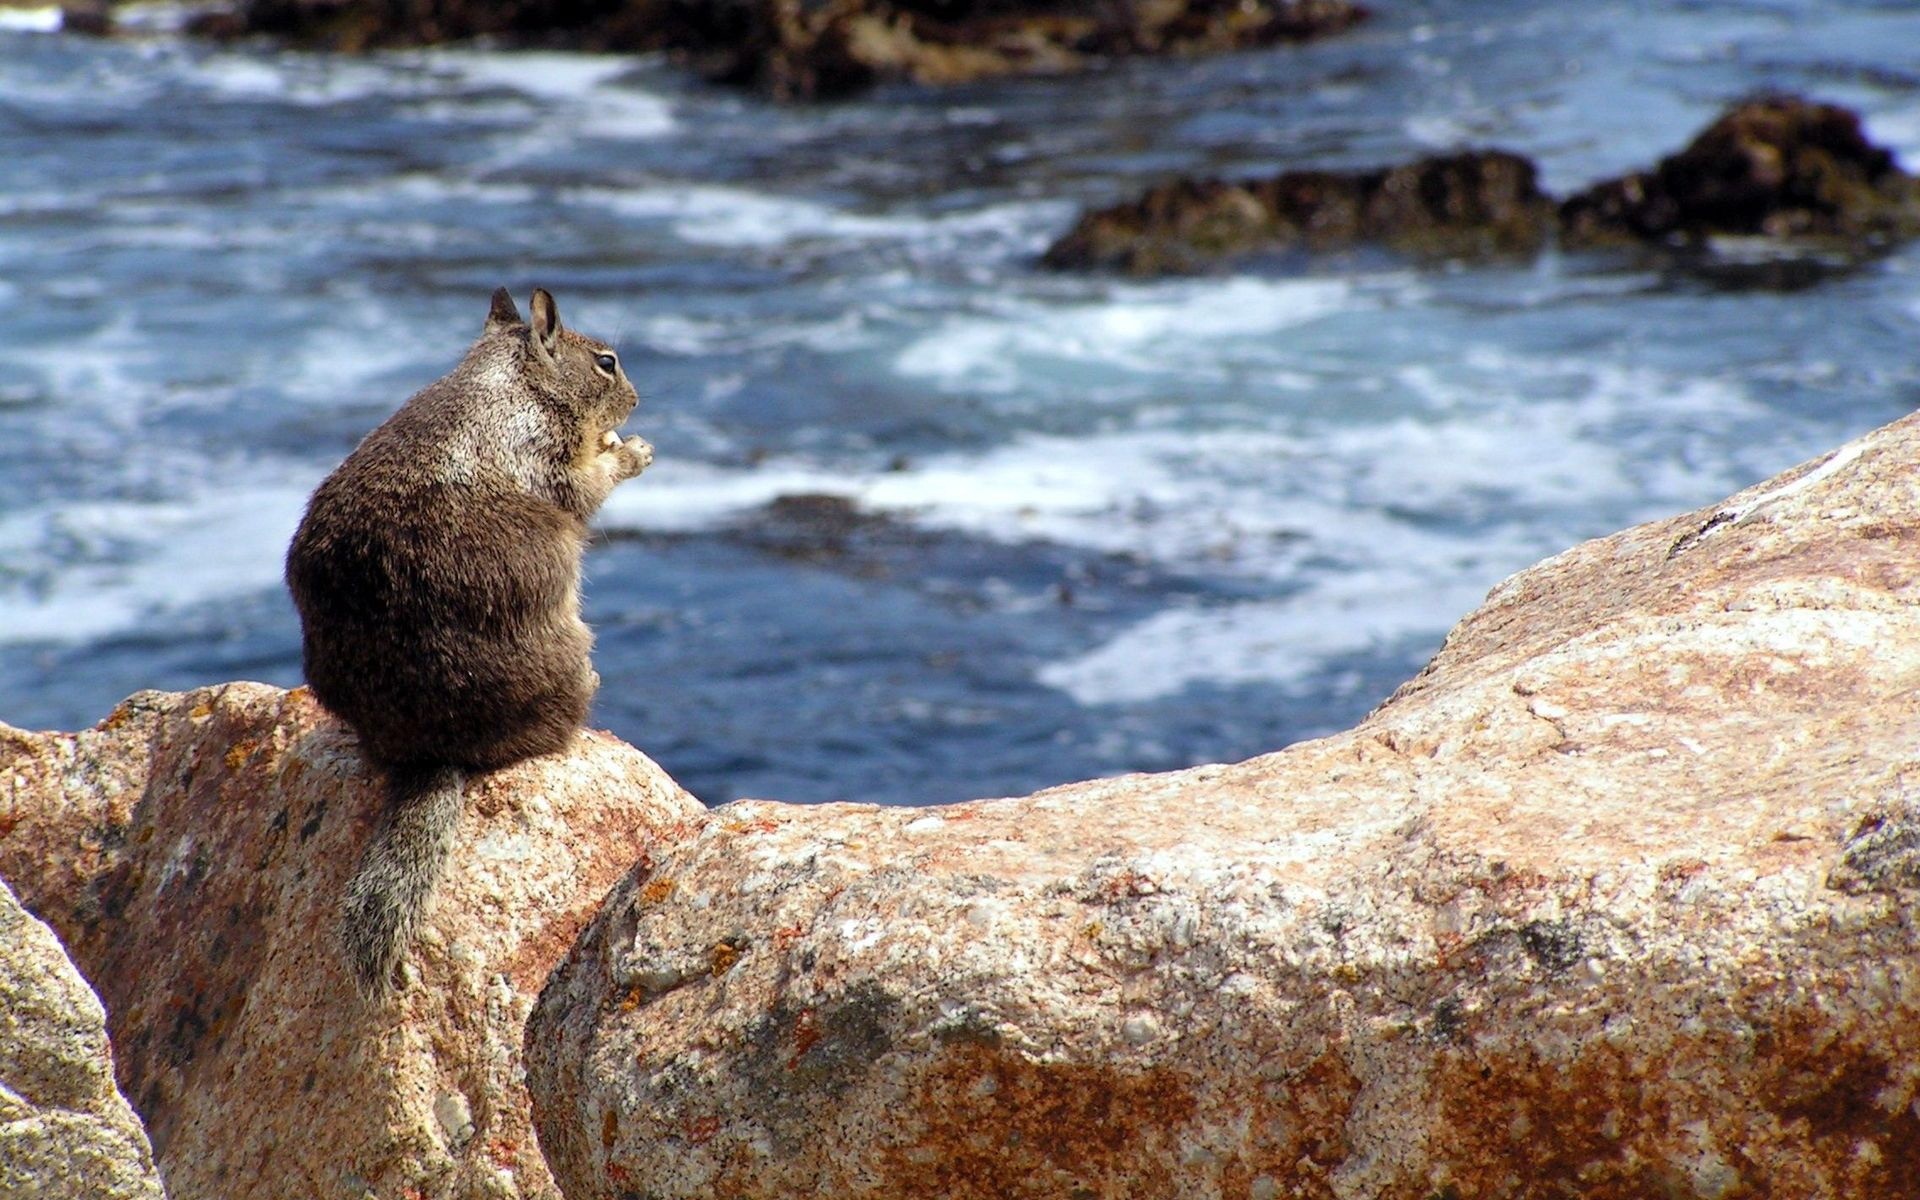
[1561,94,1920,251]
[1046,96,1920,276]
[0,878,164,1200]
[190,0,662,54]
[56,0,113,35]
[0,683,704,1200]
[527,410,1920,1199]
[1042,150,1555,273]
[192,0,1366,99]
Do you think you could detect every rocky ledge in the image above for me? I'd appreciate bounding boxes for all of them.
[0,686,702,1200]
[5,411,1920,1199]
[188,0,1366,99]
[1047,95,1920,274]
[527,408,1920,1199]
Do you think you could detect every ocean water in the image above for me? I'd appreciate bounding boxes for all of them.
[2,0,1918,804]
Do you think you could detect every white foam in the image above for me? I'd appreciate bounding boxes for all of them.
[0,480,315,644]
[306,174,539,210]
[894,277,1361,394]
[445,50,676,140]
[0,6,60,32]
[280,311,445,408]
[184,46,676,136]
[599,426,1308,564]
[446,50,636,100]
[1864,106,1920,172]
[192,53,419,107]
[1036,572,1495,704]
[1404,113,1473,148]
[111,2,199,33]
[0,314,157,431]
[575,185,1064,252]
[608,346,1764,580]
[598,458,856,531]
[1030,353,1780,704]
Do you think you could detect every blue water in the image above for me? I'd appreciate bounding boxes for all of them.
[3,1,1918,804]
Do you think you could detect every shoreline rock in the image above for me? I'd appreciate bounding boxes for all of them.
[526,410,1920,1199]
[1041,150,1555,274]
[1559,94,1920,250]
[1044,95,1920,275]
[0,683,704,1200]
[187,0,1366,99]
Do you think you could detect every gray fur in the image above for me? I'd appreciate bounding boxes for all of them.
[286,288,651,997]
[339,764,463,997]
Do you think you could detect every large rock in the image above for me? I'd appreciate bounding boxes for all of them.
[0,878,164,1200]
[1046,95,1920,275]
[192,0,1366,99]
[1561,94,1920,250]
[0,683,703,1200]
[527,411,1920,1199]
[1042,151,1556,274]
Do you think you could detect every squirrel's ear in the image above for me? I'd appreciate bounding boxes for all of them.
[529,288,563,362]
[484,287,522,335]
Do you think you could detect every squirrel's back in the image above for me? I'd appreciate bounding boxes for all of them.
[289,390,594,770]
[286,288,652,994]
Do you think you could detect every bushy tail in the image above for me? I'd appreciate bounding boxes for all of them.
[340,764,464,998]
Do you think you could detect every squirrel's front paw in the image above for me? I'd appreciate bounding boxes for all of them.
[614,434,654,481]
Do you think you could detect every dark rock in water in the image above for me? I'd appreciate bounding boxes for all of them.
[192,0,1366,98]
[1046,97,1920,279]
[1041,150,1556,274]
[58,1,113,35]
[738,492,916,563]
[1560,95,1920,250]
[189,0,661,52]
[601,492,935,571]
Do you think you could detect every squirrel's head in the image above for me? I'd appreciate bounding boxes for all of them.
[484,287,639,445]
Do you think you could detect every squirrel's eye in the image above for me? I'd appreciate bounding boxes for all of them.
[594,352,618,374]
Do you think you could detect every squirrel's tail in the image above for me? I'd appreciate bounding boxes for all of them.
[340,764,464,998]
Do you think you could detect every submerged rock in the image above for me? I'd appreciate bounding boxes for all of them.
[1047,95,1920,275]
[527,409,1920,1199]
[0,684,703,1200]
[1042,150,1555,273]
[1561,94,1920,250]
[193,0,1366,98]
[0,879,164,1200]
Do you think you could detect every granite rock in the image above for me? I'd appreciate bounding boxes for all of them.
[527,411,1920,1199]
[0,683,703,1200]
[0,877,164,1200]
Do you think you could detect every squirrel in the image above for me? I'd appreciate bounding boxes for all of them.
[285,287,652,997]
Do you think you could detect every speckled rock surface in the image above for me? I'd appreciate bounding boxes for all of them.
[0,683,703,1200]
[528,412,1920,1200]
[0,878,164,1200]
